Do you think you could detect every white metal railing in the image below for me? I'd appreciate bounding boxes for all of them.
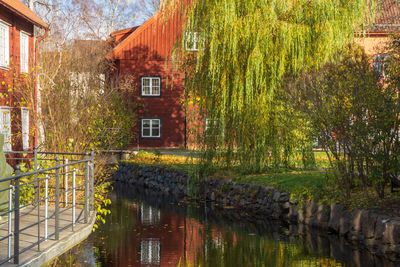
[0,150,95,265]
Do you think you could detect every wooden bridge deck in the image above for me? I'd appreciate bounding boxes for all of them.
[0,206,95,266]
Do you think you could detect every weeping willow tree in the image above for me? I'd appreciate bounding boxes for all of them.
[168,0,374,173]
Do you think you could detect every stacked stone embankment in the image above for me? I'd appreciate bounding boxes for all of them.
[115,162,400,261]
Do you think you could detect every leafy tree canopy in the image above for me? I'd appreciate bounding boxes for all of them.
[173,0,374,172]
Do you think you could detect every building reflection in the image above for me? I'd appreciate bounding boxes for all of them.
[140,238,161,266]
[140,203,161,226]
[106,198,229,267]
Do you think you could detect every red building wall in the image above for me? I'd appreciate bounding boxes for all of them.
[0,4,36,152]
[109,6,188,149]
[118,59,186,148]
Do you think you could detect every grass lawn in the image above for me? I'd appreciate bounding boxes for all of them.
[124,150,400,212]
[233,170,327,193]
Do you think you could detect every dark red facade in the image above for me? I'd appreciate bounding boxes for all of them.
[0,1,47,153]
[108,7,188,149]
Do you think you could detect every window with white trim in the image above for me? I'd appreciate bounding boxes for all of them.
[20,32,29,73]
[140,203,161,226]
[0,21,9,68]
[141,77,161,96]
[141,119,161,138]
[204,118,224,137]
[140,239,161,265]
[0,107,11,151]
[185,32,200,52]
[21,108,29,150]
[373,54,389,79]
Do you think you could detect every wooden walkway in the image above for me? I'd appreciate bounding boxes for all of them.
[0,206,95,266]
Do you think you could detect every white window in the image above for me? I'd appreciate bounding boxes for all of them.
[185,32,200,52]
[373,54,389,79]
[205,118,215,133]
[141,77,161,96]
[0,107,11,151]
[0,21,9,68]
[20,32,29,73]
[141,119,161,138]
[140,203,161,226]
[204,118,224,136]
[21,108,29,150]
[140,239,161,265]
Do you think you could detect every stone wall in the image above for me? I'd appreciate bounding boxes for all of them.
[115,162,400,261]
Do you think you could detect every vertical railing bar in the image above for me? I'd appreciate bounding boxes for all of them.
[55,158,60,240]
[37,171,40,252]
[13,165,20,265]
[72,169,76,231]
[8,185,13,262]
[84,153,89,224]
[90,149,95,212]
[34,146,38,203]
[45,175,48,241]
[34,146,41,251]
[65,159,68,207]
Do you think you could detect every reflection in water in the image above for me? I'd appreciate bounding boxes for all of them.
[140,239,161,265]
[56,184,399,267]
[140,204,161,226]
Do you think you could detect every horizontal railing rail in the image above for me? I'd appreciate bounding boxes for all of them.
[0,149,95,265]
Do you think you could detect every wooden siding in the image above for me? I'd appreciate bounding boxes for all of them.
[118,59,186,148]
[109,9,184,61]
[109,2,189,148]
[0,4,36,152]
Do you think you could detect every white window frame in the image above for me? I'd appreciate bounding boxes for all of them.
[205,118,224,137]
[141,119,161,138]
[140,203,161,225]
[20,31,29,73]
[0,107,11,152]
[185,31,200,52]
[21,108,29,150]
[140,239,161,265]
[373,54,389,79]
[141,77,161,96]
[0,21,10,69]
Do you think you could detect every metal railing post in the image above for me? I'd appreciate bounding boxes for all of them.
[84,153,89,224]
[65,159,68,207]
[13,165,21,265]
[8,185,13,262]
[55,158,60,240]
[72,169,76,231]
[45,175,48,240]
[34,146,38,203]
[34,146,41,251]
[90,148,95,212]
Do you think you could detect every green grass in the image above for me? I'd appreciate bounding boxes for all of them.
[125,150,400,211]
[234,170,327,193]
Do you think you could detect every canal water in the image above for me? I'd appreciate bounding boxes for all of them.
[57,183,398,267]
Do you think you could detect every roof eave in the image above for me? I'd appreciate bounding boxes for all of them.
[1,2,48,29]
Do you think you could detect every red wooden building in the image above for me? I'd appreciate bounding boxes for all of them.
[107,4,189,149]
[108,1,400,149]
[0,0,48,152]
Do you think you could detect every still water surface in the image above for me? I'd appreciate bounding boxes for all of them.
[57,183,397,267]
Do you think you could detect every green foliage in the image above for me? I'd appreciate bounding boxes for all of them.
[171,0,373,173]
[291,43,400,199]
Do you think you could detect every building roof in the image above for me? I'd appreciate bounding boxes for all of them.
[108,0,400,60]
[366,0,400,32]
[107,0,187,60]
[0,0,48,28]
[107,15,157,60]
[375,0,400,25]
[108,26,139,46]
